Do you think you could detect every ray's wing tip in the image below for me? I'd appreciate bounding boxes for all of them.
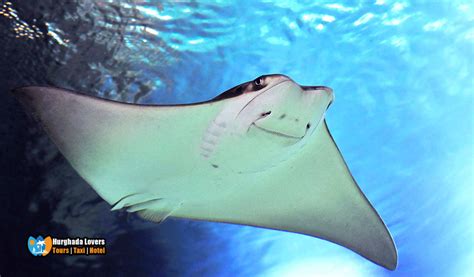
[387,260,398,271]
[11,86,49,102]
[377,238,398,270]
[382,254,398,271]
[11,86,70,96]
[11,86,38,107]
[386,225,399,270]
[11,86,78,107]
[11,86,28,98]
[382,257,398,271]
[358,222,398,270]
[11,86,42,94]
[387,243,399,270]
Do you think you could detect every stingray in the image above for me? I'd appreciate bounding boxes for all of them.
[13,74,397,269]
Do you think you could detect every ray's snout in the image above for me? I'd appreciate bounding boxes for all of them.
[302,85,333,94]
[302,85,334,103]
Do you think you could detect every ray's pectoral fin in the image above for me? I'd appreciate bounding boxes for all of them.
[173,120,397,270]
[111,193,182,223]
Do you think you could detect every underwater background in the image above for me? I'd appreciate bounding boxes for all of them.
[0,0,472,276]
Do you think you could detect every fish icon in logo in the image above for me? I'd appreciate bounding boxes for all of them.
[28,236,52,256]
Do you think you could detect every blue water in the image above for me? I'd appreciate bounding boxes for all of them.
[0,0,473,276]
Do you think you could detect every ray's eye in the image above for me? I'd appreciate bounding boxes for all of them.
[261,111,272,117]
[253,77,265,90]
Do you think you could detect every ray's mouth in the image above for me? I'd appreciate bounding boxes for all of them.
[251,123,305,140]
